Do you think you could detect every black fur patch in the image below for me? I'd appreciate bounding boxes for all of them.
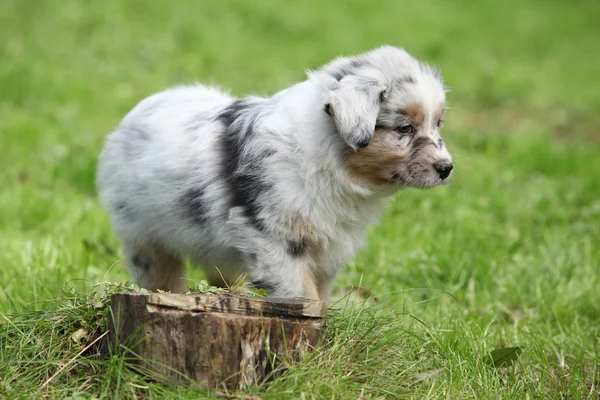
[410,136,435,155]
[218,99,252,127]
[328,58,371,81]
[178,187,208,224]
[250,278,278,295]
[355,139,370,152]
[391,76,416,93]
[131,254,150,271]
[287,239,307,257]
[218,99,274,232]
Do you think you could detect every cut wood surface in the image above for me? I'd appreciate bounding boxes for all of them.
[107,292,327,389]
[145,292,327,318]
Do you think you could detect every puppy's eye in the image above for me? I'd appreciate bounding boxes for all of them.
[437,119,444,128]
[396,124,414,134]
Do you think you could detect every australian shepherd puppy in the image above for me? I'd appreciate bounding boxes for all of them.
[96,45,453,300]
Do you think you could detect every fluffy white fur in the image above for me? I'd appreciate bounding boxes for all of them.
[96,45,453,300]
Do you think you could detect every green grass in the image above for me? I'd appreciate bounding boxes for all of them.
[1,0,600,398]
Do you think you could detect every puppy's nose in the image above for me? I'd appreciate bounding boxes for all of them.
[434,161,453,179]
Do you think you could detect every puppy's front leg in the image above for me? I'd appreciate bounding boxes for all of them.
[303,269,319,300]
[247,247,319,300]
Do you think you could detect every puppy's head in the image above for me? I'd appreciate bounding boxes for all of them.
[320,45,452,189]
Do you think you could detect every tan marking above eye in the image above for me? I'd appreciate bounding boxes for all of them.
[403,104,425,126]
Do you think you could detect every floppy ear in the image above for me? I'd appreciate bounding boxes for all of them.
[326,75,386,152]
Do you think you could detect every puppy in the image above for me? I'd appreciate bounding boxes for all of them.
[96,45,452,301]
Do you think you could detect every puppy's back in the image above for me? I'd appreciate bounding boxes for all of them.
[96,84,234,252]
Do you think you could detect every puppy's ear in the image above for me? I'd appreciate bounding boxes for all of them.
[326,75,386,152]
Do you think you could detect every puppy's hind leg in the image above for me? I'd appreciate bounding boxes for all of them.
[124,242,185,293]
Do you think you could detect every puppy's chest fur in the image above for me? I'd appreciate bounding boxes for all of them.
[271,182,384,277]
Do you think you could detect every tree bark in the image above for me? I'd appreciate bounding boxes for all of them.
[107,292,327,389]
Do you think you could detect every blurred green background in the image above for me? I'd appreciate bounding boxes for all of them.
[1,0,599,398]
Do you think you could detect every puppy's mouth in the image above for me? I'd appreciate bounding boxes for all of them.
[390,172,451,189]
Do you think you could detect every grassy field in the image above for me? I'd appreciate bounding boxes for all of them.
[1,0,600,398]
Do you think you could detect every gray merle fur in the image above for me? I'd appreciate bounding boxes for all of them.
[218,99,275,232]
[178,187,208,224]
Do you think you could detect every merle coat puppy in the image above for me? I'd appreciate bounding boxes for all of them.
[96,45,453,300]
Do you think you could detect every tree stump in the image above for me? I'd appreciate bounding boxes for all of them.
[107,292,327,389]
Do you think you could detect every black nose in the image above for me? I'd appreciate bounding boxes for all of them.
[434,162,453,179]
